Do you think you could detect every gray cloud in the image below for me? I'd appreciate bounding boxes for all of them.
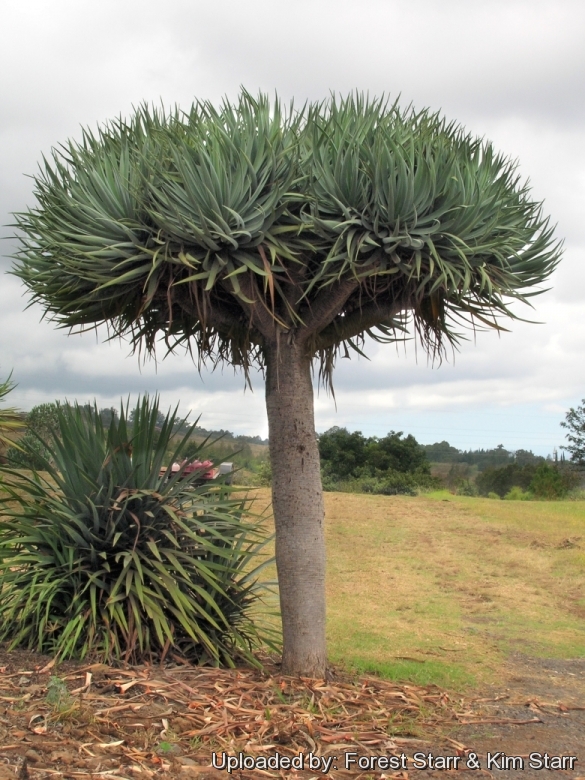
[0,0,583,449]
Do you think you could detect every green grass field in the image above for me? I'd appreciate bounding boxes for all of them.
[254,488,585,689]
[319,489,585,690]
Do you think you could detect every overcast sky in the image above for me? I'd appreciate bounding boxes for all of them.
[1,0,584,453]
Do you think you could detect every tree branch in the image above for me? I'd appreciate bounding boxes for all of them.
[226,273,279,340]
[177,291,263,345]
[313,298,410,351]
[298,278,360,339]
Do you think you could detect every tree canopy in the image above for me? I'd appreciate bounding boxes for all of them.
[318,426,429,480]
[14,92,560,385]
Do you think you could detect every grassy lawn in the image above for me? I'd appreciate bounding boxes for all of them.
[248,487,585,690]
[322,490,585,690]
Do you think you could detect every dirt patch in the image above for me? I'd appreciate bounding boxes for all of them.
[427,656,582,779]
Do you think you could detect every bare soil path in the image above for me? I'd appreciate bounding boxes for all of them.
[435,654,585,779]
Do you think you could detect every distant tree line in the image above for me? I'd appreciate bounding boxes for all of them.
[173,419,268,445]
[423,428,584,499]
[476,462,579,499]
[422,441,545,471]
[9,397,585,501]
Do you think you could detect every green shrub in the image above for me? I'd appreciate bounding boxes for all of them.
[0,397,276,665]
[254,460,272,487]
[456,480,478,497]
[487,492,501,500]
[529,463,568,500]
[360,474,418,496]
[46,676,72,709]
[504,486,533,501]
[445,462,474,492]
[478,462,578,500]
[323,470,438,496]
[476,463,537,497]
[6,432,51,470]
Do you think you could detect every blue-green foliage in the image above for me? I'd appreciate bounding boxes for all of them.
[0,397,276,665]
[14,92,561,385]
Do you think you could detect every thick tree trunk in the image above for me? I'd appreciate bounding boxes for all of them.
[265,339,327,678]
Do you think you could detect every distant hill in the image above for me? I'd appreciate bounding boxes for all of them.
[175,421,268,446]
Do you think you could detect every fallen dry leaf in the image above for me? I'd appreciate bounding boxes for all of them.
[0,652,578,780]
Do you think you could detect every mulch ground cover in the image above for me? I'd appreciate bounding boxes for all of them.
[0,650,583,780]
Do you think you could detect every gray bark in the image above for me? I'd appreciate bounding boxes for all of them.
[265,338,327,678]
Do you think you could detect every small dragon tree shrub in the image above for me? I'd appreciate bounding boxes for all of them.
[0,397,276,665]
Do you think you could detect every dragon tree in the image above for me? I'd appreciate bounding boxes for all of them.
[14,92,561,676]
